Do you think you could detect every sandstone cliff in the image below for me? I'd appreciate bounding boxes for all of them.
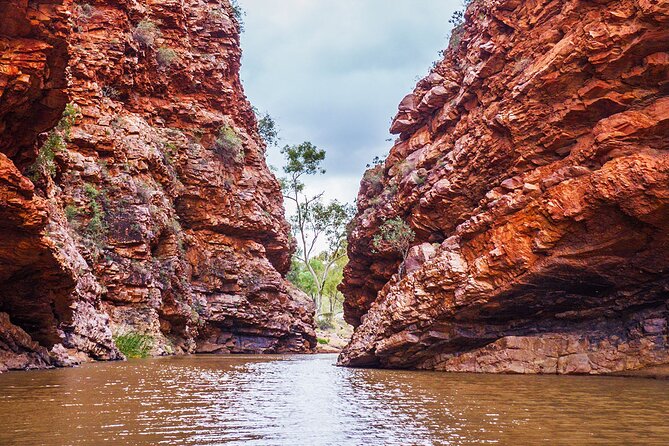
[340,0,669,374]
[0,0,315,372]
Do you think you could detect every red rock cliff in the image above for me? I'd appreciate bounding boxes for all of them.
[340,0,669,374]
[0,0,315,372]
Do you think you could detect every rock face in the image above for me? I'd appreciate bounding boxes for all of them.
[0,0,315,372]
[340,0,669,374]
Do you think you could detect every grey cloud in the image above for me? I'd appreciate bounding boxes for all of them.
[239,0,462,204]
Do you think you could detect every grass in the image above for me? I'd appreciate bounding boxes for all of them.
[114,332,154,359]
[64,204,80,222]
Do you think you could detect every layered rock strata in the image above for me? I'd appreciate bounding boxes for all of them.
[340,0,669,374]
[0,0,315,372]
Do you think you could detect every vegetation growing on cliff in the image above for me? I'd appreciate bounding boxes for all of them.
[447,0,474,49]
[372,217,415,276]
[156,47,178,67]
[230,0,245,32]
[114,332,154,359]
[29,103,80,182]
[215,125,245,163]
[132,19,160,48]
[84,183,107,244]
[254,109,279,147]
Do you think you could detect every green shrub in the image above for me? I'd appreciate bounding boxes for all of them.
[64,204,80,222]
[83,183,107,243]
[84,182,100,199]
[372,217,416,275]
[156,47,178,67]
[215,125,244,163]
[114,332,154,359]
[363,166,384,187]
[133,19,160,47]
[446,0,474,50]
[161,141,178,165]
[317,337,330,345]
[29,133,62,181]
[28,103,80,182]
[448,24,465,49]
[254,109,278,147]
[366,155,386,169]
[58,103,80,140]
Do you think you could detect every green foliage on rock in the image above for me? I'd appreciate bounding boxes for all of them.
[29,103,80,182]
[447,0,475,50]
[373,217,416,275]
[132,19,161,48]
[215,125,244,163]
[156,47,178,67]
[254,109,279,147]
[366,155,386,169]
[114,332,154,359]
[64,205,80,222]
[230,0,246,32]
[83,183,107,244]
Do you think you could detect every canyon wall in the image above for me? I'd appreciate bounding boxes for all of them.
[0,0,315,372]
[340,0,669,374]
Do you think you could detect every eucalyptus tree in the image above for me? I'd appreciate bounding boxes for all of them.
[280,142,354,314]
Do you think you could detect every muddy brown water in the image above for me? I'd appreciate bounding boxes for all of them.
[0,354,667,445]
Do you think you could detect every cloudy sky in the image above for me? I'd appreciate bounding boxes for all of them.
[238,0,462,206]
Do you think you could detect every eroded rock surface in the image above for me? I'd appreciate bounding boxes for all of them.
[0,0,315,371]
[340,0,669,374]
[0,0,121,372]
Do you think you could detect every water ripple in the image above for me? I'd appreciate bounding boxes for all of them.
[0,354,667,445]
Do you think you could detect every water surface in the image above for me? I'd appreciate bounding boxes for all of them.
[0,354,667,445]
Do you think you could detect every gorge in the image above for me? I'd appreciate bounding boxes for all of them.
[1,0,669,444]
[1,0,668,378]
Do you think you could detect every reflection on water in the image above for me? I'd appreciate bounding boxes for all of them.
[0,354,667,445]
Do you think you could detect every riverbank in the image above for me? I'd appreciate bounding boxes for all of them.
[315,320,354,353]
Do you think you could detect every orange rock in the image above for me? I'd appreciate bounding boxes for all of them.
[0,0,315,372]
[340,0,669,374]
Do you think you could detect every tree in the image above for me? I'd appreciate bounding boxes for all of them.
[281,142,354,314]
[230,0,245,32]
[321,254,347,319]
[373,217,416,277]
[287,253,348,324]
[254,109,279,147]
